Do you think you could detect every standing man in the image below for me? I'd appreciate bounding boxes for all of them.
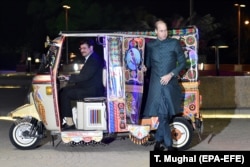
[143,20,186,151]
[59,38,105,130]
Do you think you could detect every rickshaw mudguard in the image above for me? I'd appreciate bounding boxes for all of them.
[127,124,150,139]
[7,103,41,121]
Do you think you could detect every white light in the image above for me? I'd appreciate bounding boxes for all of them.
[35,58,40,63]
[234,4,246,8]
[199,63,204,70]
[27,57,32,61]
[73,63,79,71]
[63,5,71,9]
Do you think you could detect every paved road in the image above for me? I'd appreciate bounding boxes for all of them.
[191,118,250,151]
[2,116,250,167]
[0,73,32,116]
[0,119,154,167]
[1,74,250,167]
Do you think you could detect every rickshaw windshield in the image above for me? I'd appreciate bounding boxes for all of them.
[37,45,59,73]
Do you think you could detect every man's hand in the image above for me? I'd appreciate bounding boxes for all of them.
[160,73,173,85]
[142,65,147,72]
[58,75,70,81]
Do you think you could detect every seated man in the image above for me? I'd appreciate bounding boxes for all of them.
[59,38,105,130]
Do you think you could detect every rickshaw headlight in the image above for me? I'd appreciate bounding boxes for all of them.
[46,86,52,95]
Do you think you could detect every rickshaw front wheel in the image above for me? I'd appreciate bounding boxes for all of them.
[9,121,41,150]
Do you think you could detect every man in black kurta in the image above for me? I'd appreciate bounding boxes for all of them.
[143,20,186,151]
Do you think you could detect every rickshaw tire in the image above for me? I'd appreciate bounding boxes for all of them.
[9,121,42,150]
[170,116,193,151]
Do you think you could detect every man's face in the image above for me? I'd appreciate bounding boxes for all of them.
[155,22,168,41]
[79,43,93,57]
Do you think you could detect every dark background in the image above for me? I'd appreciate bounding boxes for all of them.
[0,0,250,70]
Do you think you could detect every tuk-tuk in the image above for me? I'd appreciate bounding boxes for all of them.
[7,26,202,150]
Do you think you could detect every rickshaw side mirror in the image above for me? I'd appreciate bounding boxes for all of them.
[44,35,51,48]
[102,68,107,88]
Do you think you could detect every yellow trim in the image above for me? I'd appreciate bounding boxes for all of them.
[0,86,22,88]
[202,114,250,119]
[0,116,15,121]
[8,104,41,121]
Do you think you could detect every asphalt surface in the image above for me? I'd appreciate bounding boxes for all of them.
[191,117,250,151]
[0,119,153,167]
[1,73,250,166]
[1,109,250,167]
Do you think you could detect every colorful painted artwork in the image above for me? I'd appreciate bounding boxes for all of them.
[118,26,199,82]
[169,28,199,82]
[124,37,145,125]
[33,85,48,125]
[107,37,126,132]
[107,37,124,98]
[181,90,199,120]
[106,36,146,131]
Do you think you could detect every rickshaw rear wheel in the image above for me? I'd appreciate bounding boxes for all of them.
[170,116,193,150]
[9,121,42,150]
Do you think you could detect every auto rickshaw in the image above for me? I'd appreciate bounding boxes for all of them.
[7,26,202,150]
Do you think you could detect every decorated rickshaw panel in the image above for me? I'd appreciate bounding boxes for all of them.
[32,83,58,130]
[106,36,145,133]
[168,27,199,82]
[119,26,199,81]
[106,36,126,133]
[168,27,200,118]
[123,37,145,126]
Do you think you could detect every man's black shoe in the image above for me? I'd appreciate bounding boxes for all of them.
[62,124,75,131]
[153,141,165,151]
[167,146,178,151]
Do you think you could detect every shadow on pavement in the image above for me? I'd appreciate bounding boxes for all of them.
[189,118,231,148]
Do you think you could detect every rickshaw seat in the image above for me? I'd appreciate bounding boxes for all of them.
[82,97,106,102]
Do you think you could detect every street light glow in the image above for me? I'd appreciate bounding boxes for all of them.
[234,4,246,7]
[63,5,71,64]
[62,5,70,31]
[63,5,71,9]
[234,3,246,64]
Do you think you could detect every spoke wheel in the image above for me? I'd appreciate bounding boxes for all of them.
[9,121,41,150]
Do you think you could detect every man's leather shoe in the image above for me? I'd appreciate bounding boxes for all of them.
[167,146,178,151]
[62,124,75,131]
[153,141,165,151]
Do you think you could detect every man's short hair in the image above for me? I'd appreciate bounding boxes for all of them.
[154,19,167,30]
[79,38,95,47]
